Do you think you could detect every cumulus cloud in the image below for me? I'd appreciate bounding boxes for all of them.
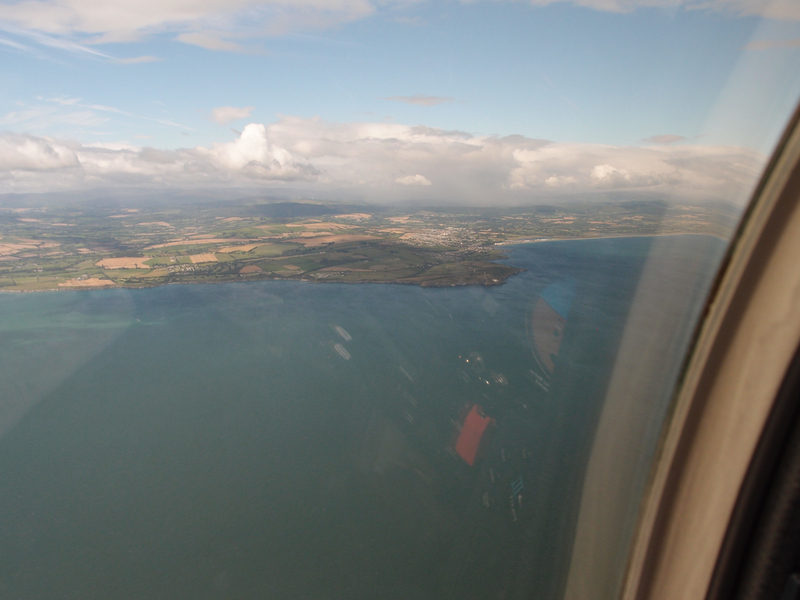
[397,174,432,186]
[211,106,255,125]
[0,116,765,205]
[508,140,762,202]
[384,95,454,107]
[197,122,318,180]
[0,132,80,171]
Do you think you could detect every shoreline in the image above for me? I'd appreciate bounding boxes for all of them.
[495,231,728,245]
[0,232,722,294]
[0,268,522,294]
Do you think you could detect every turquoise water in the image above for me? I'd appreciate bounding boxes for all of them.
[0,236,724,600]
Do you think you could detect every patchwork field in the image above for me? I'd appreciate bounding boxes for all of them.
[58,278,116,288]
[189,254,219,264]
[0,198,731,291]
[96,257,151,269]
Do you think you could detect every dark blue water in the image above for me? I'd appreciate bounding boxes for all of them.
[0,236,724,600]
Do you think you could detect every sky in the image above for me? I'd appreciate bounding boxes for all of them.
[0,0,799,204]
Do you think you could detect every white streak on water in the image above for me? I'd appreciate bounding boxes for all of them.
[333,343,350,360]
[334,325,352,341]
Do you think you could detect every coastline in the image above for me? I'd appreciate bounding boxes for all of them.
[0,266,523,293]
[0,232,724,294]
[495,231,729,245]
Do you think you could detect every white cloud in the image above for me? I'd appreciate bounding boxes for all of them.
[0,97,194,133]
[397,174,432,185]
[0,0,378,50]
[0,133,80,171]
[196,122,318,180]
[211,106,255,125]
[591,163,631,182]
[508,140,762,200]
[545,174,578,187]
[0,37,33,52]
[0,0,794,62]
[0,23,113,57]
[0,104,109,129]
[0,117,766,206]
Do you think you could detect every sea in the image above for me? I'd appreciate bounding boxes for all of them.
[0,236,725,600]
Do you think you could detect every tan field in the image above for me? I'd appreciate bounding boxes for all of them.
[96,257,151,269]
[59,278,115,288]
[0,241,61,256]
[138,221,173,228]
[0,243,37,255]
[294,235,379,247]
[145,238,251,249]
[219,244,260,253]
[337,213,372,220]
[189,253,218,263]
[282,264,301,270]
[239,265,264,274]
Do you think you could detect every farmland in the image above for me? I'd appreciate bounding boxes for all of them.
[0,198,734,291]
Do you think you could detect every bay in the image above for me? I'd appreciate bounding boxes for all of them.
[0,235,724,600]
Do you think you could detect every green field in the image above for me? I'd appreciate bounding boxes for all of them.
[0,198,732,291]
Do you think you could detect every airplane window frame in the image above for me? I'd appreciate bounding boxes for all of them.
[617,100,800,600]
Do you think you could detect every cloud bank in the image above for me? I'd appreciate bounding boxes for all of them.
[0,117,765,204]
[397,174,432,185]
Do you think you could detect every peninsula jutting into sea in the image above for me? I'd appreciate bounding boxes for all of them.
[0,197,737,291]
